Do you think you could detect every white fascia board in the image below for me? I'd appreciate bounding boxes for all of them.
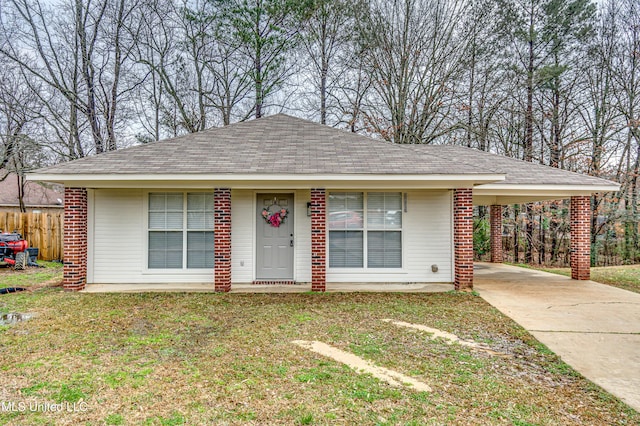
[28,173,506,189]
[473,182,621,205]
[474,183,620,194]
[475,195,575,205]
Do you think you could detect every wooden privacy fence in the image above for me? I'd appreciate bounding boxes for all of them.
[0,211,63,261]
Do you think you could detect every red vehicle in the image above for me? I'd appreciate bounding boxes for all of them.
[328,211,363,229]
[0,232,29,269]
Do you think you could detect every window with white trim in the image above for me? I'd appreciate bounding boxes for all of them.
[148,192,214,269]
[328,192,402,268]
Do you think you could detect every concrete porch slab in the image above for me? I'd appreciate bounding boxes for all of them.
[82,282,454,293]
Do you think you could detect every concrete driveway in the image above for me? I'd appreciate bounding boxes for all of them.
[474,262,640,412]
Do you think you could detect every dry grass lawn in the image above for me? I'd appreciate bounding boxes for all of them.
[537,264,640,294]
[0,265,638,425]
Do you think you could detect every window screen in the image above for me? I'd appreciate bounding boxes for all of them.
[328,192,402,269]
[148,192,214,269]
[367,192,402,268]
[329,193,364,267]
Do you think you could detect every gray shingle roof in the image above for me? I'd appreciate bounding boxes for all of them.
[34,114,492,176]
[0,172,64,207]
[404,145,616,186]
[31,114,618,189]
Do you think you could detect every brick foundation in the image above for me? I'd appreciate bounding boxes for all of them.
[63,187,88,291]
[454,189,473,291]
[490,205,503,263]
[311,189,326,292]
[570,196,591,280]
[214,188,232,292]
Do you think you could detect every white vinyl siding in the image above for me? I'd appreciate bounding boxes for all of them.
[294,190,312,283]
[92,189,143,283]
[89,188,451,285]
[231,190,254,282]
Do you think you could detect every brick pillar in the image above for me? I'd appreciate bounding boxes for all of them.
[214,188,232,292]
[490,205,503,263]
[454,189,473,291]
[311,188,326,292]
[570,196,591,280]
[63,187,88,291]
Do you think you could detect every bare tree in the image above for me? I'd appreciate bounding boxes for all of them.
[609,0,640,262]
[134,0,209,135]
[0,61,48,211]
[358,0,471,144]
[0,0,139,155]
[455,0,508,151]
[299,0,358,124]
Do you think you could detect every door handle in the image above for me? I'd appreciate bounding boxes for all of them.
[290,233,294,247]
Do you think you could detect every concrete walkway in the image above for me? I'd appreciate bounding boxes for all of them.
[474,262,640,412]
[82,282,453,293]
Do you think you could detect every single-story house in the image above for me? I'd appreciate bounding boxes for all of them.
[0,171,64,213]
[28,114,620,291]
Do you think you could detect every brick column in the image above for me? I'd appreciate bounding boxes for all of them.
[490,205,503,263]
[311,188,326,292]
[214,188,232,292]
[454,189,473,291]
[63,187,88,291]
[570,196,591,280]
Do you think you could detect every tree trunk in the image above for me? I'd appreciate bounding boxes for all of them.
[539,203,545,264]
[525,204,533,263]
[513,204,520,263]
[17,174,26,213]
[524,6,534,163]
[319,17,328,125]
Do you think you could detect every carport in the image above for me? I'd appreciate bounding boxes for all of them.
[474,262,640,412]
[413,146,620,281]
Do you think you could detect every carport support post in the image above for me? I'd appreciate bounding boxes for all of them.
[311,188,326,292]
[63,187,88,291]
[454,188,474,291]
[214,188,232,292]
[490,205,503,263]
[570,196,591,280]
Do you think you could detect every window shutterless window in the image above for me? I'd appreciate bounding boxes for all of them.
[148,192,214,269]
[328,192,402,269]
[328,192,364,268]
[367,192,402,268]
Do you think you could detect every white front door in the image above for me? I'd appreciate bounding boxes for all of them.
[256,193,294,280]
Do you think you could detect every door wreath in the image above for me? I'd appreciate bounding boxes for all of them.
[262,206,289,228]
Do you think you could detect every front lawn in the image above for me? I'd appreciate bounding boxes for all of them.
[0,265,637,425]
[538,265,640,294]
[0,261,63,289]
